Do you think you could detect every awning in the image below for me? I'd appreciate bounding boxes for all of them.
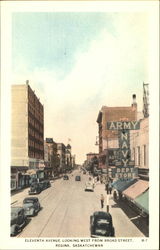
[134,189,149,214]
[112,178,138,192]
[122,180,149,200]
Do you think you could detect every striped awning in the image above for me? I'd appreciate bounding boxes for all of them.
[122,180,149,200]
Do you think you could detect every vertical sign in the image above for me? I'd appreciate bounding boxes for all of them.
[107,121,140,180]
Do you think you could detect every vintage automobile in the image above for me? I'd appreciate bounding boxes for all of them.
[90,211,115,237]
[43,180,51,189]
[85,182,94,192]
[11,207,27,236]
[63,175,69,180]
[28,183,41,195]
[23,197,41,216]
[75,176,81,181]
[39,180,51,191]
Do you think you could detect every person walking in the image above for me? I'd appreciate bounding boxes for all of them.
[100,194,104,209]
[108,182,112,194]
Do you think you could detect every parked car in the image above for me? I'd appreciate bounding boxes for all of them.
[39,180,51,190]
[85,182,94,192]
[75,176,81,181]
[90,211,115,237]
[43,180,51,189]
[63,175,69,180]
[28,183,41,195]
[11,207,27,236]
[23,197,41,216]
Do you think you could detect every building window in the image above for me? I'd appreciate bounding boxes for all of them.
[144,145,146,166]
[137,146,140,166]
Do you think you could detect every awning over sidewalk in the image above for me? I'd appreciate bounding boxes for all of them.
[122,180,149,200]
[134,189,149,214]
[112,178,138,192]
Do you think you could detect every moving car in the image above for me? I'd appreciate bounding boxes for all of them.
[63,175,69,180]
[11,207,27,236]
[23,197,41,216]
[28,183,41,195]
[90,211,115,237]
[75,176,81,181]
[85,182,94,192]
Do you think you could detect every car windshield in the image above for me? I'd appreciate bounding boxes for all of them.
[11,211,18,217]
[11,208,20,217]
[24,200,34,204]
[95,218,110,229]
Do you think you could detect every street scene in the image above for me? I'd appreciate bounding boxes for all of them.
[10,10,151,240]
[11,169,147,238]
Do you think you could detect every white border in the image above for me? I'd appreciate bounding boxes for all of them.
[0,1,159,250]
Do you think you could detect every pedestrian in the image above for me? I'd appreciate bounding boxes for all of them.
[108,182,112,194]
[100,194,104,209]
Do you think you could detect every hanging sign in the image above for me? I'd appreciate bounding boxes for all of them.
[107,121,140,130]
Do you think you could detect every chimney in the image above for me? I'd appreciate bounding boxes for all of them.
[26,80,29,85]
[132,94,137,112]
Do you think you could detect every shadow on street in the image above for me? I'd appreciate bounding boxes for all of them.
[111,198,149,237]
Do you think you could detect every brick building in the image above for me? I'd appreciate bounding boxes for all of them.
[57,143,66,173]
[96,95,137,168]
[44,138,60,178]
[11,81,44,190]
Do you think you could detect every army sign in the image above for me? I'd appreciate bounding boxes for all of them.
[107,121,140,130]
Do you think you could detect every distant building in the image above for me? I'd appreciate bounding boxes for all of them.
[86,152,99,162]
[44,138,60,178]
[96,95,137,169]
[57,143,66,173]
[65,144,72,171]
[11,82,44,190]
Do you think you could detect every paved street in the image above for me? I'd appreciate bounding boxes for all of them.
[11,170,145,238]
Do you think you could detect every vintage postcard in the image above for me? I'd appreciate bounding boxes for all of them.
[0,1,159,250]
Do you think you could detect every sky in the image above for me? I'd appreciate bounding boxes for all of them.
[12,12,149,164]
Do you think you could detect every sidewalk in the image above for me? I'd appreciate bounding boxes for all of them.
[94,183,146,237]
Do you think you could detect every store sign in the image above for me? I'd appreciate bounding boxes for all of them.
[107,121,140,130]
[115,167,138,180]
[107,149,120,166]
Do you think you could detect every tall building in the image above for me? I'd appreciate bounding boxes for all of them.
[96,95,137,168]
[11,82,44,190]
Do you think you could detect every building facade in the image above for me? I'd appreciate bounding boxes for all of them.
[11,82,44,190]
[65,144,72,171]
[44,138,60,178]
[57,143,66,173]
[130,117,149,178]
[96,95,137,169]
